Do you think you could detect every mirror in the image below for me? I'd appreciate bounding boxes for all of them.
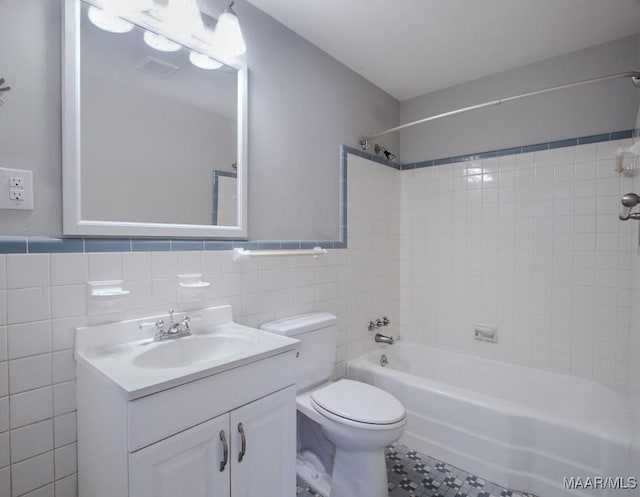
[63,0,248,238]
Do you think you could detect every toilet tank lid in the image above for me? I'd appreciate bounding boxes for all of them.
[261,312,337,336]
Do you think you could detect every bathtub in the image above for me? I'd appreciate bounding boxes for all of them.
[348,343,632,497]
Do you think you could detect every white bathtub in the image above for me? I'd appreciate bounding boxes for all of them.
[348,343,632,497]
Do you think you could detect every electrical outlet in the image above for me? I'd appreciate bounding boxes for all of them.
[9,176,23,188]
[9,188,24,201]
[0,167,34,210]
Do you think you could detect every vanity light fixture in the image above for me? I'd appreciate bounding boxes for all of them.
[143,30,181,52]
[88,5,134,33]
[189,51,223,70]
[211,1,246,58]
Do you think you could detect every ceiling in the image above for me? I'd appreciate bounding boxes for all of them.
[246,0,640,101]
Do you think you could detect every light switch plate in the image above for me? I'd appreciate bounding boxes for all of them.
[0,167,33,210]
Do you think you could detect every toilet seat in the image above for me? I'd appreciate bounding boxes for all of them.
[310,380,405,429]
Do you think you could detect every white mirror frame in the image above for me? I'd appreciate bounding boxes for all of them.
[62,0,248,239]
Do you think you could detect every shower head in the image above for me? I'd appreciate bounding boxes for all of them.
[374,144,396,162]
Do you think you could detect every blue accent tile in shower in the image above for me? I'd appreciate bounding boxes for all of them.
[0,237,27,254]
[610,129,633,140]
[549,138,577,149]
[132,239,170,252]
[433,157,453,166]
[496,146,523,157]
[521,143,548,153]
[204,240,234,251]
[171,239,205,251]
[578,133,610,145]
[28,238,83,253]
[84,238,131,252]
[476,150,498,159]
[413,160,435,170]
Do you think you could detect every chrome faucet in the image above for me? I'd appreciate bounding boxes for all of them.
[374,333,394,345]
[140,309,192,342]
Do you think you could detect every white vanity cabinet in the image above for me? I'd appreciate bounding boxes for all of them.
[75,307,299,497]
[129,386,295,497]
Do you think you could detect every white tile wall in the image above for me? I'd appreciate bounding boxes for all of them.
[3,144,631,493]
[399,140,635,385]
[628,151,640,479]
[0,153,394,495]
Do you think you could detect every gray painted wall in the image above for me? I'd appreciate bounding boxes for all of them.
[0,0,62,237]
[0,0,399,240]
[399,36,639,163]
[237,0,399,240]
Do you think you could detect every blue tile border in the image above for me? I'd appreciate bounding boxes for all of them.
[401,129,634,171]
[27,238,84,253]
[132,239,170,252]
[0,237,28,254]
[0,130,633,255]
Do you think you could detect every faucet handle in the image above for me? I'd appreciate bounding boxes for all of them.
[375,318,384,328]
[382,316,390,326]
[182,315,191,330]
[168,309,175,324]
[367,321,376,332]
[138,319,165,337]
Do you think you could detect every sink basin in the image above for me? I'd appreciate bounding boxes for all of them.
[132,334,254,369]
[74,305,299,399]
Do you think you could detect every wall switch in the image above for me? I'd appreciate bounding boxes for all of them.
[0,167,34,210]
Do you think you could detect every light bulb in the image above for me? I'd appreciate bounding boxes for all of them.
[161,0,203,39]
[143,31,181,52]
[88,6,134,33]
[189,51,223,70]
[211,3,246,58]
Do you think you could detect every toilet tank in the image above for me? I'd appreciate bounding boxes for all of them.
[261,313,337,392]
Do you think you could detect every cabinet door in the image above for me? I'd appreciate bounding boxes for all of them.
[129,414,231,497]
[230,386,296,497]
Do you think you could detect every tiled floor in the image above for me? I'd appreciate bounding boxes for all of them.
[296,443,537,497]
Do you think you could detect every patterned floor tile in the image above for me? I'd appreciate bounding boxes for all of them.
[296,443,538,497]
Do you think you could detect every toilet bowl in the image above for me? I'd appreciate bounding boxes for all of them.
[261,313,406,497]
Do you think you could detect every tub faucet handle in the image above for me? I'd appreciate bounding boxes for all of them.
[382,316,390,326]
[367,321,376,332]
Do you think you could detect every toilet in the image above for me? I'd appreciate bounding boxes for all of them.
[261,312,406,497]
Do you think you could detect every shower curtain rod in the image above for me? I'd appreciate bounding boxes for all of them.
[360,70,640,149]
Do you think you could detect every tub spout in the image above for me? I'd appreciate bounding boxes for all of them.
[375,333,394,345]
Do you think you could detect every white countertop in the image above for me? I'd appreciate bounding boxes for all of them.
[75,305,298,400]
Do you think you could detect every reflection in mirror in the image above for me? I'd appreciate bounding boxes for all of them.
[63,0,248,238]
[212,170,237,226]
